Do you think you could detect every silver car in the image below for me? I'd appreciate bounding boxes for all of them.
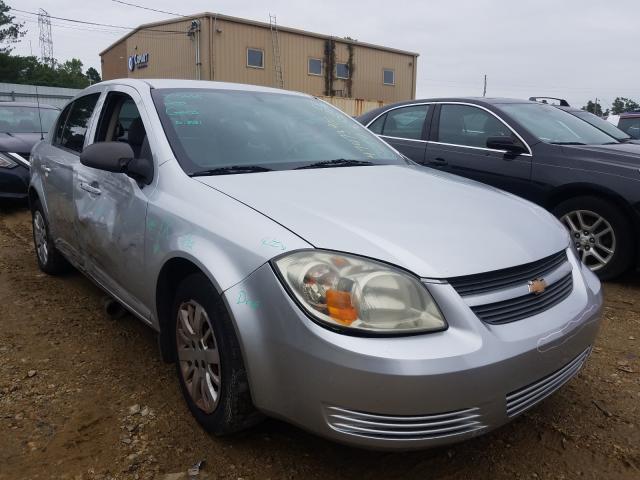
[29,79,603,450]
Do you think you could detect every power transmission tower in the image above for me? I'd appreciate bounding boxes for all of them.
[269,14,284,89]
[38,9,54,67]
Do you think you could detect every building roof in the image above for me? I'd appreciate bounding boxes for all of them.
[99,12,420,57]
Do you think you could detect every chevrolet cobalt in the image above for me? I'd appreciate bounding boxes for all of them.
[29,80,602,450]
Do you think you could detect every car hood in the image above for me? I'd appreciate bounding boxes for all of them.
[0,132,42,155]
[196,165,569,278]
[563,143,640,169]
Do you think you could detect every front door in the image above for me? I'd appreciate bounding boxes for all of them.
[425,103,533,197]
[74,86,155,320]
[368,104,431,162]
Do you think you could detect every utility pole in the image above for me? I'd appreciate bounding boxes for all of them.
[483,74,487,97]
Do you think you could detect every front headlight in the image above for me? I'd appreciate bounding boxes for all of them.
[273,250,447,335]
[0,153,18,169]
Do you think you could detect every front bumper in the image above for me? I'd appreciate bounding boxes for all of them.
[223,251,603,450]
[0,164,29,199]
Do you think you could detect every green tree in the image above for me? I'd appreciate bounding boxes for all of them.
[0,1,24,54]
[611,97,640,115]
[86,67,101,84]
[0,53,90,88]
[582,100,603,116]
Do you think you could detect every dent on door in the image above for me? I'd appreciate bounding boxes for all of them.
[74,169,148,309]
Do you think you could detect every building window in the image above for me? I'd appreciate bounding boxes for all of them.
[383,69,395,85]
[308,58,322,76]
[336,63,350,79]
[247,48,264,68]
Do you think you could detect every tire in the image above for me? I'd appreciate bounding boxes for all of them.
[552,195,633,280]
[31,200,71,275]
[171,273,262,435]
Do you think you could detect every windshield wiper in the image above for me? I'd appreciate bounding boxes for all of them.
[549,141,587,145]
[295,159,375,170]
[189,165,273,177]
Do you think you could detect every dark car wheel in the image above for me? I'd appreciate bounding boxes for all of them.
[553,196,633,280]
[31,200,71,275]
[172,273,262,435]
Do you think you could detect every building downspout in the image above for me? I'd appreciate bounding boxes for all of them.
[211,13,218,80]
[411,54,418,99]
[188,19,202,80]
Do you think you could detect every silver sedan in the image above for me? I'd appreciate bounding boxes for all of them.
[29,79,603,450]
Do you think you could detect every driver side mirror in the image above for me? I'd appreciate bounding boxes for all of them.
[80,142,153,185]
[486,136,526,155]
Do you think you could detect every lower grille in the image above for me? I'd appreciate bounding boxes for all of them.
[506,347,591,418]
[472,272,573,324]
[324,405,486,441]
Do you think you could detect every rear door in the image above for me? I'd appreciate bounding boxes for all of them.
[425,103,533,195]
[367,104,431,161]
[41,93,101,266]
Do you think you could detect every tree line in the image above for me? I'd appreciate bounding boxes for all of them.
[582,98,639,117]
[0,1,101,89]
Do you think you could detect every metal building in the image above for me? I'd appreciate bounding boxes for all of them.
[99,13,418,104]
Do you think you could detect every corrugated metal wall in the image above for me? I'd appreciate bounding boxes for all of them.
[319,96,385,116]
[100,16,417,105]
[0,83,80,108]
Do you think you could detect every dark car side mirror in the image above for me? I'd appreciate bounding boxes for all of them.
[80,142,153,185]
[486,136,526,155]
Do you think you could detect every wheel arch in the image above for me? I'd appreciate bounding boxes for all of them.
[155,256,206,362]
[545,182,639,263]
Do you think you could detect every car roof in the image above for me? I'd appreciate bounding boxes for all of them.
[356,97,536,122]
[620,111,640,118]
[87,78,309,97]
[0,101,58,109]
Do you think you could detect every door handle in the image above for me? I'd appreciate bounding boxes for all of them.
[430,157,448,166]
[80,182,102,195]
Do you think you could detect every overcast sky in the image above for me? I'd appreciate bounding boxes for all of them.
[10,0,640,110]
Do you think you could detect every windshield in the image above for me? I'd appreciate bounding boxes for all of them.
[152,88,404,174]
[571,110,631,141]
[498,103,619,145]
[0,105,59,134]
[618,117,640,139]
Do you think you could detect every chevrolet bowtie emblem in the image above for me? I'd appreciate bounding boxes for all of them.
[528,278,547,295]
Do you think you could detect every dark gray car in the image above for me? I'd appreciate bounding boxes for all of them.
[0,102,59,200]
[358,98,640,279]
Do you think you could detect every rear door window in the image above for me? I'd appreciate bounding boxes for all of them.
[379,105,429,140]
[53,103,72,145]
[58,93,101,153]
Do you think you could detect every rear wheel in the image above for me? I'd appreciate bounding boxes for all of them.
[172,273,261,435]
[553,196,633,280]
[31,200,71,275]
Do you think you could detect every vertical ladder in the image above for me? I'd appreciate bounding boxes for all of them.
[269,14,284,89]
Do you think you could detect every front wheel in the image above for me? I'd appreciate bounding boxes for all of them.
[172,273,262,435]
[553,196,633,280]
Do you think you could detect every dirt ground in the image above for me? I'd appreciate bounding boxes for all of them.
[0,204,638,480]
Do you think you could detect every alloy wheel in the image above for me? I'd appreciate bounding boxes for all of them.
[33,211,49,266]
[176,300,221,414]
[561,209,616,271]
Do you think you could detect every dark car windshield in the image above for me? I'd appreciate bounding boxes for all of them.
[499,103,619,145]
[618,117,640,139]
[0,105,59,134]
[152,88,404,174]
[571,110,631,142]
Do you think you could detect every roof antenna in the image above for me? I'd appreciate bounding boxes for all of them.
[29,41,45,140]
